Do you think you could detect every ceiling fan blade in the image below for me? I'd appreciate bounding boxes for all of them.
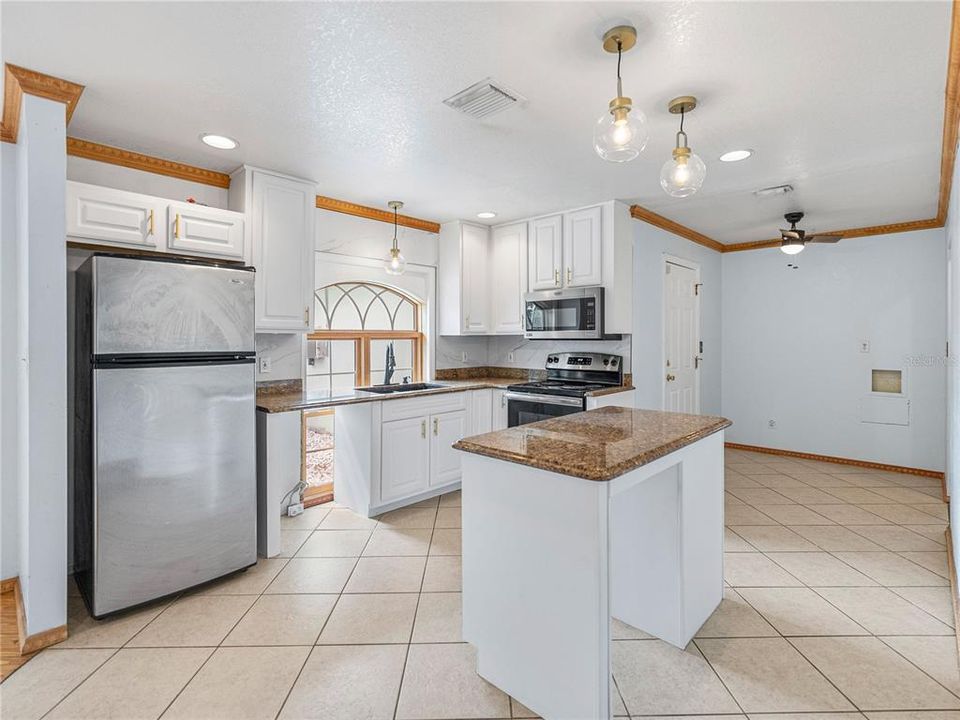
[807,234,842,244]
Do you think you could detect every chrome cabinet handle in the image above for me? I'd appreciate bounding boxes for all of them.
[433,417,439,436]
[421,420,426,438]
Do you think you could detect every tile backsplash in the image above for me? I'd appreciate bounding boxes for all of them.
[256,333,303,382]
[436,334,631,371]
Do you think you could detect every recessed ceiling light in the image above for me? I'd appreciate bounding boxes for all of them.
[200,133,238,150]
[719,149,752,162]
[477,212,497,219]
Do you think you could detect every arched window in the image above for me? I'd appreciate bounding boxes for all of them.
[306,282,424,392]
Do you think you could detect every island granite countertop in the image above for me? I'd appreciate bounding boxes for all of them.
[452,406,731,481]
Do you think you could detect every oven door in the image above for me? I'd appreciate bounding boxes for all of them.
[524,288,603,340]
[504,392,585,427]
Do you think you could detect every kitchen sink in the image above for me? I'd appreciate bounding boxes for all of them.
[359,382,447,394]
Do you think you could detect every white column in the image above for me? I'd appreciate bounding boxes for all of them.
[15,93,68,636]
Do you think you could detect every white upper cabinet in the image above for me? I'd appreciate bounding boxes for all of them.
[490,222,528,333]
[67,182,166,250]
[528,214,563,290]
[563,205,603,287]
[439,221,490,335]
[165,200,244,259]
[232,167,316,332]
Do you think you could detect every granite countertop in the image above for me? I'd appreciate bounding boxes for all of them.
[256,374,635,413]
[452,406,732,482]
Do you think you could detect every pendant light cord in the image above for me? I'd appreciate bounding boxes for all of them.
[676,107,688,149]
[616,39,623,98]
[392,206,399,251]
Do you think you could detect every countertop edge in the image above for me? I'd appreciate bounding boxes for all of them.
[452,417,732,482]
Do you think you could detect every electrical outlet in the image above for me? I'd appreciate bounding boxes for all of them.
[259,356,272,373]
[859,341,870,353]
[286,502,304,517]
[768,419,777,429]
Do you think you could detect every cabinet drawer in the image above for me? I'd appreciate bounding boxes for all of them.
[67,181,164,249]
[167,202,245,259]
[380,391,468,423]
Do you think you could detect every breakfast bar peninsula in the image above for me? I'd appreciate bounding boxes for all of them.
[453,406,732,720]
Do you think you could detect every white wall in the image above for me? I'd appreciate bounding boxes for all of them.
[723,228,947,472]
[632,222,723,415]
[68,156,229,208]
[1,131,19,580]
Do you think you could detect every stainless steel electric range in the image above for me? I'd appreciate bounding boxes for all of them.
[503,352,623,427]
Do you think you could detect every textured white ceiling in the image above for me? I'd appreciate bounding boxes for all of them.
[1,1,952,243]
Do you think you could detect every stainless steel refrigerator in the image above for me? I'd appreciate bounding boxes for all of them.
[74,253,257,617]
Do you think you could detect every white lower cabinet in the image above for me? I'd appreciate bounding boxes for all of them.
[430,410,467,487]
[380,416,431,502]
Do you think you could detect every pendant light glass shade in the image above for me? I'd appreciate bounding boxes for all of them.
[384,201,406,276]
[659,148,707,197]
[594,102,648,162]
[594,27,646,163]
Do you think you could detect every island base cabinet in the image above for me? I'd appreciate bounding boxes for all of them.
[460,430,725,720]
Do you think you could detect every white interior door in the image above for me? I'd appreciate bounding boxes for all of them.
[664,260,700,413]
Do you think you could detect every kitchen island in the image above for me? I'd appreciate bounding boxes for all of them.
[453,406,731,720]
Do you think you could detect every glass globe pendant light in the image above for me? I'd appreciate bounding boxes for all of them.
[660,96,706,197]
[594,25,648,162]
[384,201,406,276]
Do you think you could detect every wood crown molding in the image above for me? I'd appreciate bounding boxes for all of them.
[725,442,945,479]
[67,138,232,188]
[629,205,725,252]
[1,64,84,144]
[938,0,960,225]
[316,196,441,234]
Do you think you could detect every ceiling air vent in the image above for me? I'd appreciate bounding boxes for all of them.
[443,78,524,119]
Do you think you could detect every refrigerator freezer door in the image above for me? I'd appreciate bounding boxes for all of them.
[92,255,255,355]
[91,361,256,615]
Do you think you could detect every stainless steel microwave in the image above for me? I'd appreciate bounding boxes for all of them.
[523,287,607,340]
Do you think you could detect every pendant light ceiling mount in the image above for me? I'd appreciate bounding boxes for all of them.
[667,95,697,115]
[594,24,647,163]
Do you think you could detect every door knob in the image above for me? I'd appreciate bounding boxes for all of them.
[666,373,676,382]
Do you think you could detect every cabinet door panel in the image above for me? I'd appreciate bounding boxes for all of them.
[430,410,467,487]
[528,215,562,290]
[381,416,430,501]
[252,172,314,331]
[461,223,490,333]
[67,182,164,249]
[490,223,527,334]
[167,202,244,259]
[563,206,602,287]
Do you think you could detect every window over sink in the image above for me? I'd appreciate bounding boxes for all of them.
[306,282,424,392]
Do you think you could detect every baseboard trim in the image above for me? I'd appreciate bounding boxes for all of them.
[724,442,944,479]
[4,576,68,654]
[946,528,960,660]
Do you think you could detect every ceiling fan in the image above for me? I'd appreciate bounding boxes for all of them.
[779,212,843,255]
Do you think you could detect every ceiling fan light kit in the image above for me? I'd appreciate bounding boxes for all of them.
[594,25,649,163]
[384,200,407,276]
[660,95,707,197]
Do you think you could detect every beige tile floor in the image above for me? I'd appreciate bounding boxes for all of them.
[2,449,958,719]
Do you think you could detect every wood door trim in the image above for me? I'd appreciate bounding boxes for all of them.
[67,138,231,188]
[725,442,945,479]
[2,64,85,143]
[316,196,441,234]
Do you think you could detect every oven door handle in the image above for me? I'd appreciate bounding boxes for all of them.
[503,391,585,408]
